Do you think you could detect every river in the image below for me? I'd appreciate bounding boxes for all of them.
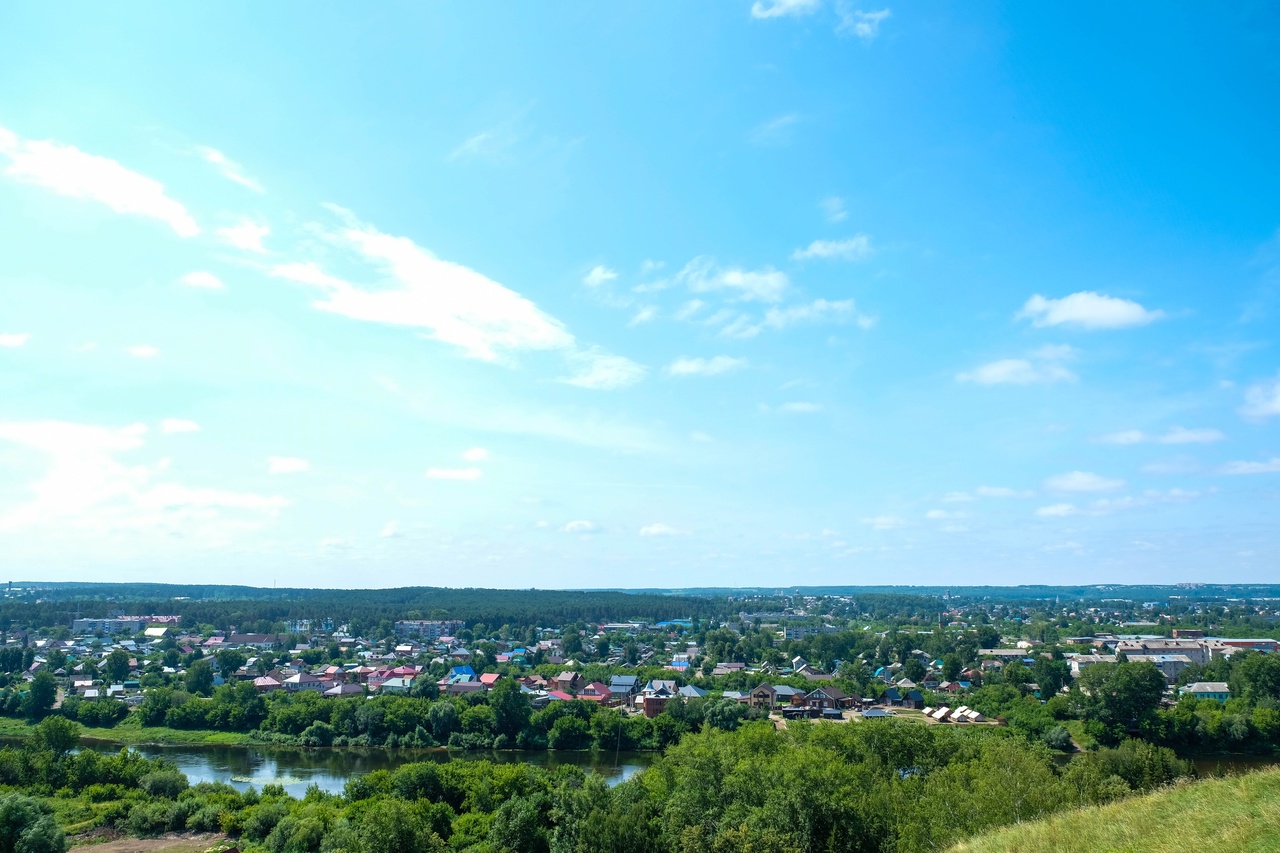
[83,743,656,799]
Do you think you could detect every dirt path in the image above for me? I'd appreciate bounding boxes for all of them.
[71,832,228,853]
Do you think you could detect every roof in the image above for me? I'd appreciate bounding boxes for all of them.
[1183,681,1230,693]
[610,675,639,687]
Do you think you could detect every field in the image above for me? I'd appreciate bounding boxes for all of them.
[0,715,254,746]
[952,767,1280,853]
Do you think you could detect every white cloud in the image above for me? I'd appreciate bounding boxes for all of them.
[957,359,1075,385]
[126,345,160,359]
[639,523,683,537]
[629,306,658,326]
[1161,426,1225,445]
[268,456,311,475]
[0,333,30,348]
[751,0,821,18]
[791,234,873,262]
[1101,426,1225,445]
[1098,429,1147,445]
[1037,503,1079,518]
[1220,458,1280,475]
[1240,373,1280,420]
[943,491,973,503]
[678,256,789,302]
[668,301,702,325]
[836,6,891,41]
[561,347,647,390]
[667,356,748,377]
[748,113,801,147]
[216,218,271,253]
[426,467,482,481]
[0,420,287,533]
[691,431,713,442]
[178,271,225,290]
[1045,471,1124,492]
[763,298,873,331]
[926,509,965,520]
[160,419,200,434]
[0,125,199,237]
[271,209,580,365]
[976,486,1032,498]
[562,519,599,534]
[583,265,618,287]
[380,520,400,538]
[778,401,823,413]
[462,447,490,462]
[820,196,847,223]
[1018,291,1164,330]
[862,515,906,530]
[195,146,264,193]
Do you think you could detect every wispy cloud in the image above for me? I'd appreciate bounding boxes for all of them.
[126,345,160,359]
[639,523,684,537]
[196,145,264,193]
[0,124,199,237]
[957,358,1074,385]
[0,420,286,534]
[862,515,906,530]
[160,419,200,434]
[562,519,600,534]
[1220,458,1280,475]
[667,356,748,377]
[268,456,310,475]
[0,333,31,348]
[678,256,790,302]
[561,347,648,390]
[1018,291,1164,330]
[976,486,1033,498]
[216,218,271,253]
[750,0,821,19]
[820,196,848,223]
[179,271,225,290]
[1240,372,1280,420]
[462,447,490,462]
[426,467,482,481]
[1099,426,1225,445]
[628,306,658,326]
[583,265,618,287]
[1045,471,1124,492]
[1036,503,1079,517]
[777,401,823,413]
[791,234,874,262]
[836,6,891,41]
[749,113,801,147]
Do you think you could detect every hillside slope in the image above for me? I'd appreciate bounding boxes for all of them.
[952,767,1280,853]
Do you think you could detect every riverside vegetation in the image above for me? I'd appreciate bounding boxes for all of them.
[0,713,1207,853]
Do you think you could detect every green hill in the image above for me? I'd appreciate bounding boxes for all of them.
[952,767,1280,853]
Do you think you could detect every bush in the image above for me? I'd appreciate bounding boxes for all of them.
[126,801,177,837]
[139,770,189,799]
[0,793,66,853]
[1044,725,1074,752]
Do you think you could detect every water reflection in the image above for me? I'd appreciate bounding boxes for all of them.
[84,743,655,799]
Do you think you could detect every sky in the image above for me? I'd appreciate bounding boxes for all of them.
[1,3,1279,589]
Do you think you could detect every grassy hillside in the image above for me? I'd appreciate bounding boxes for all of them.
[952,767,1280,853]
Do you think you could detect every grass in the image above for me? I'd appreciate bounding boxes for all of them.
[951,766,1280,853]
[0,714,254,747]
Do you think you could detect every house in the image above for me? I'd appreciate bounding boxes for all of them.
[860,708,891,719]
[609,675,640,702]
[678,684,709,699]
[806,686,855,711]
[879,688,903,706]
[546,690,575,702]
[324,683,364,698]
[479,673,501,689]
[1182,681,1231,702]
[378,676,415,694]
[253,676,282,693]
[284,672,323,693]
[903,690,925,709]
[443,681,486,696]
[555,671,584,694]
[748,684,803,710]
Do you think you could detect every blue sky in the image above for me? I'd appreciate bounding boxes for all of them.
[1,3,1278,588]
